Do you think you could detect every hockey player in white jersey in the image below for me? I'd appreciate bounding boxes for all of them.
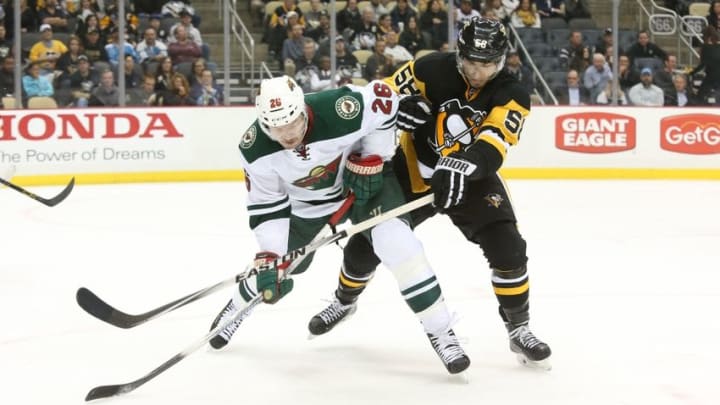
[208,75,470,374]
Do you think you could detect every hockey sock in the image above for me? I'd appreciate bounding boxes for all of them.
[234,278,259,307]
[371,218,450,333]
[492,265,530,326]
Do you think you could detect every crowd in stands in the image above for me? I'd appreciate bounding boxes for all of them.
[0,0,224,108]
[256,0,719,106]
[1,0,718,108]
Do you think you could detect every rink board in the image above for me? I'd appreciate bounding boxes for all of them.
[0,105,718,185]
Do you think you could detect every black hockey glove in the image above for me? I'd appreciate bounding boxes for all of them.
[430,151,485,213]
[396,95,433,132]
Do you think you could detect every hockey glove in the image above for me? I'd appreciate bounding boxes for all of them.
[343,154,384,206]
[254,252,294,304]
[396,95,433,132]
[430,152,483,213]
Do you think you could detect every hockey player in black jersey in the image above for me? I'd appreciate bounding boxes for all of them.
[309,17,552,369]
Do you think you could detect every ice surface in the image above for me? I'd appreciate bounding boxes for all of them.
[1,180,718,405]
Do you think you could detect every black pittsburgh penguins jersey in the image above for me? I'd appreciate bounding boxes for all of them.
[385,52,530,192]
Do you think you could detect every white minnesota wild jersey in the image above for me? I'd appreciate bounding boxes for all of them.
[238,80,400,237]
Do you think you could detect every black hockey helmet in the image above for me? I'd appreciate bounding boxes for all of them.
[457,17,508,63]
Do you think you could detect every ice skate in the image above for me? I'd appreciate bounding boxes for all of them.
[427,328,471,374]
[308,297,357,337]
[507,324,552,370]
[209,299,248,349]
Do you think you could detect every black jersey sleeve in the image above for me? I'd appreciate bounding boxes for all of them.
[474,81,531,162]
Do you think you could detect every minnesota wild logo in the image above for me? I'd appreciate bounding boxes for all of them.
[335,95,360,120]
[292,154,343,190]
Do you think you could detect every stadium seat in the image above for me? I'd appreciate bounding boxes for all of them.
[533,56,561,73]
[515,27,544,44]
[581,29,602,46]
[27,97,59,109]
[547,28,571,48]
[352,49,373,66]
[526,42,554,58]
[618,30,638,49]
[633,57,663,73]
[568,18,596,30]
[688,2,711,17]
[541,18,568,31]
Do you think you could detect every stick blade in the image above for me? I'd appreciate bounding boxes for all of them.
[76,287,132,329]
[44,177,75,207]
[85,383,134,401]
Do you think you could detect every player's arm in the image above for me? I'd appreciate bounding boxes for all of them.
[240,152,291,256]
[385,60,433,132]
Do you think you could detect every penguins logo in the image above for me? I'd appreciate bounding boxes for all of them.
[429,99,486,157]
[484,193,504,208]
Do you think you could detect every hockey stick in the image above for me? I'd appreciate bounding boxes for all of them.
[0,176,75,207]
[77,193,360,329]
[83,193,433,401]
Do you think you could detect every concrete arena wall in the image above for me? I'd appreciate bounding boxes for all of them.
[1,105,718,186]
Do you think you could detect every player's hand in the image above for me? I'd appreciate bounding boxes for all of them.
[396,95,432,132]
[253,252,293,304]
[430,153,479,213]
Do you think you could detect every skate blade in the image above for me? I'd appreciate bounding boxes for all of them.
[516,353,552,371]
[452,371,470,384]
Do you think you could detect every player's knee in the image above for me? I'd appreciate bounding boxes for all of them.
[343,233,380,278]
[474,221,527,270]
[370,218,422,267]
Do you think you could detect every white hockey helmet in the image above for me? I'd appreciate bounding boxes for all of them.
[255,75,306,134]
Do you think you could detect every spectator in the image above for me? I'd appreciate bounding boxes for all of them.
[628,67,664,106]
[129,75,158,106]
[75,0,101,22]
[364,37,394,81]
[352,7,380,50]
[505,49,534,94]
[0,56,18,97]
[334,37,361,78]
[377,13,395,37]
[337,0,362,33]
[104,27,140,66]
[510,0,541,28]
[154,56,176,91]
[82,28,109,64]
[369,0,393,19]
[420,0,449,48]
[583,53,613,101]
[664,74,701,106]
[167,25,201,65]
[190,69,223,105]
[456,0,481,32]
[304,0,326,29]
[708,1,720,31]
[0,26,11,59]
[153,72,193,105]
[30,24,69,74]
[626,30,667,66]
[17,0,39,33]
[383,30,413,66]
[390,0,417,31]
[653,54,678,95]
[559,30,591,72]
[169,8,203,46]
[187,57,209,87]
[119,54,144,88]
[22,62,54,98]
[307,11,331,46]
[554,69,590,105]
[76,13,102,41]
[67,55,100,106]
[617,53,639,93]
[689,26,720,102]
[56,35,85,80]
[486,0,510,22]
[136,27,169,67]
[100,3,140,44]
[596,81,628,105]
[536,0,566,19]
[281,23,308,74]
[565,0,591,20]
[501,0,521,20]
[593,28,620,57]
[267,0,306,60]
[399,16,430,56]
[294,38,319,73]
[38,0,70,32]
[148,15,170,43]
[89,69,120,106]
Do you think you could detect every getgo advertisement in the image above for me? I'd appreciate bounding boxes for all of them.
[0,107,255,178]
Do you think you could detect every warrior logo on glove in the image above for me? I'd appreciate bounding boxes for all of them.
[430,99,486,157]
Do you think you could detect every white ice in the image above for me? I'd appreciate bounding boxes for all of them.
[1,180,719,405]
